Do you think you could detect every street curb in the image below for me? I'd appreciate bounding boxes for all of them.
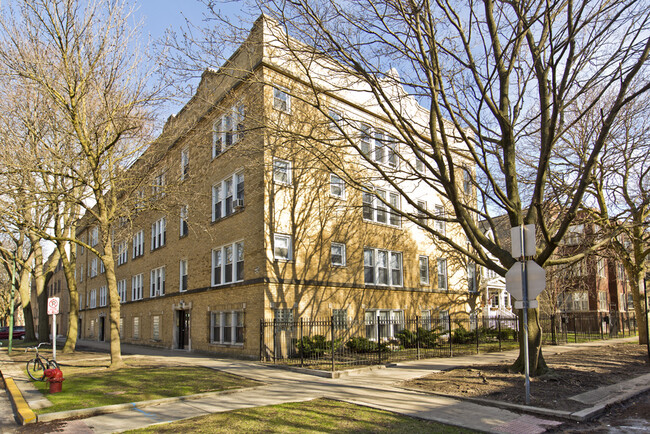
[263,362,392,378]
[399,376,650,423]
[1,371,37,425]
[36,384,268,423]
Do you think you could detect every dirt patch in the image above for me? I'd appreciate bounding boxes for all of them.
[401,342,650,412]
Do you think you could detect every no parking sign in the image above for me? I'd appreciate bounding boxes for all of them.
[47,297,60,315]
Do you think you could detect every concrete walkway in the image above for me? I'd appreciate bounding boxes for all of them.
[1,338,642,433]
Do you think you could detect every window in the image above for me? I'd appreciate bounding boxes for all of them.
[437,258,448,290]
[599,291,608,311]
[150,266,166,297]
[89,289,97,308]
[179,259,188,292]
[365,309,404,340]
[89,258,98,278]
[362,188,401,227]
[333,309,348,329]
[462,168,472,195]
[152,315,161,340]
[116,241,128,266]
[565,224,584,246]
[78,236,85,254]
[596,257,606,277]
[117,279,127,303]
[415,154,425,173]
[467,262,477,292]
[364,248,403,286]
[434,205,446,235]
[559,291,589,312]
[273,159,291,185]
[274,308,294,331]
[627,293,634,311]
[213,103,245,157]
[273,86,290,112]
[328,109,341,131]
[180,148,189,180]
[210,311,245,344]
[274,234,292,261]
[99,286,107,307]
[416,201,427,225]
[180,205,189,237]
[439,310,450,331]
[131,274,143,301]
[119,317,124,339]
[358,126,397,167]
[100,260,105,274]
[79,293,83,310]
[133,317,140,339]
[330,173,345,198]
[212,242,244,286]
[421,310,432,330]
[151,217,166,250]
[79,265,84,282]
[419,256,429,285]
[152,172,166,198]
[133,230,144,258]
[90,227,99,247]
[331,243,346,266]
[212,172,244,221]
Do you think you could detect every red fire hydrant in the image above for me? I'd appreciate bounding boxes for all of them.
[43,368,64,394]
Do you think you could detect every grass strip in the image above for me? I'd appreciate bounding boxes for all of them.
[126,398,476,433]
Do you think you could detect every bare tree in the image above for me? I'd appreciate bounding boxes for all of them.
[167,0,650,374]
[0,0,163,367]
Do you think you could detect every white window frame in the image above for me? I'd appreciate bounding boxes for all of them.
[211,242,244,286]
[273,233,292,261]
[358,126,397,167]
[273,159,292,185]
[133,317,140,340]
[330,173,345,199]
[89,257,98,278]
[90,227,99,247]
[152,315,161,341]
[438,258,448,290]
[180,205,189,237]
[152,172,166,198]
[117,279,127,303]
[151,217,166,250]
[78,236,85,254]
[180,148,189,180]
[212,103,245,158]
[434,205,446,235]
[362,188,401,227]
[100,260,105,274]
[131,273,143,301]
[210,311,245,345]
[179,259,188,292]
[133,230,144,258]
[419,256,429,285]
[331,243,346,267]
[467,262,477,292]
[116,241,128,266]
[273,86,291,113]
[99,285,107,307]
[150,266,166,297]
[89,288,97,308]
[365,309,404,341]
[212,171,244,221]
[363,248,403,287]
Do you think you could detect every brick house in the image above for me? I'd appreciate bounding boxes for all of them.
[72,16,477,358]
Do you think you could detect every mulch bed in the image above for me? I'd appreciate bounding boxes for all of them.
[401,342,650,412]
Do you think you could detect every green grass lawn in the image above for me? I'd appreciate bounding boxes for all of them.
[32,365,261,414]
[126,398,477,433]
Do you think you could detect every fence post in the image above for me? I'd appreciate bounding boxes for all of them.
[620,313,625,337]
[377,314,382,365]
[551,314,556,345]
[498,315,502,351]
[416,315,421,360]
[260,319,264,362]
[448,313,453,357]
[331,315,335,372]
[475,316,480,354]
[273,318,277,363]
[599,312,603,340]
[573,314,578,343]
[299,317,304,368]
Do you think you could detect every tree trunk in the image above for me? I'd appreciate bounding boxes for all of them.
[510,308,548,376]
[102,243,125,369]
[17,264,37,342]
[59,244,79,353]
[629,276,648,345]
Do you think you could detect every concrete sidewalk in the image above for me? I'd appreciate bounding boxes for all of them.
[1,337,643,433]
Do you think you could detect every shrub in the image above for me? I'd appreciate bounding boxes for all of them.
[345,336,390,353]
[294,335,329,358]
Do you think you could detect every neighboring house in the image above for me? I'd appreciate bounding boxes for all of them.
[73,16,477,358]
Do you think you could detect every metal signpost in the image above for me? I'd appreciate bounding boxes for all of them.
[47,297,60,361]
[505,224,546,405]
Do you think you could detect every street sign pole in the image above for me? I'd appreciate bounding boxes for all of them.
[8,257,16,355]
[47,297,60,362]
[52,312,57,361]
[519,225,531,405]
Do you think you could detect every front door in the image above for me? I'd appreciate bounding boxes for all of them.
[177,310,190,349]
[99,317,105,341]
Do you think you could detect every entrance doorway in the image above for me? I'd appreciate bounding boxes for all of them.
[78,318,82,339]
[99,316,105,341]
[177,310,190,349]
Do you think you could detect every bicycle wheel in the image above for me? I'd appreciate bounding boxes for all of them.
[46,359,60,370]
[26,358,45,381]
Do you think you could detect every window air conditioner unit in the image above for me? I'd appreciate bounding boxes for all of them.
[233,199,244,209]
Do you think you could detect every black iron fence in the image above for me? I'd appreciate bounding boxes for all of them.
[260,311,637,371]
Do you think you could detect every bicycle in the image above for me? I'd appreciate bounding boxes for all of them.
[25,342,60,381]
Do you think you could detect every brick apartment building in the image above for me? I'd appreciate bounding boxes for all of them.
[70,16,476,358]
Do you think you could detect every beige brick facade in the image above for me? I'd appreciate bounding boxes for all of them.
[71,16,476,359]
